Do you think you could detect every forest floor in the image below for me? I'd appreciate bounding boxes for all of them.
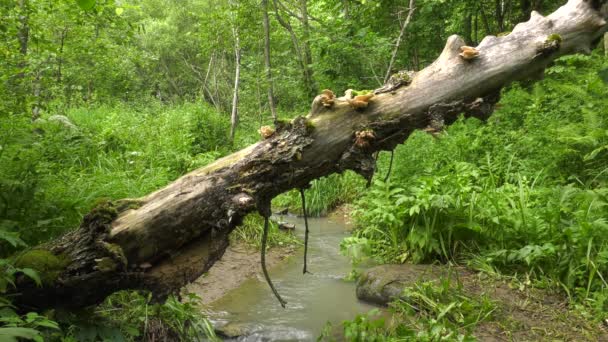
[469,273,608,341]
[183,242,297,304]
[362,264,608,341]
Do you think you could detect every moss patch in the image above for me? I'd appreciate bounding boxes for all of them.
[89,198,119,223]
[14,249,70,285]
[352,89,373,96]
[546,33,562,43]
[115,199,144,213]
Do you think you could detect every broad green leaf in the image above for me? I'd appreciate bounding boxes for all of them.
[115,7,124,16]
[0,327,41,341]
[76,0,96,10]
[0,230,26,248]
[19,268,41,286]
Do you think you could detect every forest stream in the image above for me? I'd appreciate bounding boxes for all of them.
[206,216,378,341]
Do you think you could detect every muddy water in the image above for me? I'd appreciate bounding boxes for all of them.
[209,217,378,341]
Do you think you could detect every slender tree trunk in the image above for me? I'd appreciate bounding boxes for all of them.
[262,0,278,124]
[31,69,41,121]
[15,0,29,112]
[480,4,493,34]
[273,0,308,97]
[10,0,608,310]
[202,52,219,109]
[384,0,416,83]
[463,11,473,45]
[299,0,317,99]
[411,47,420,71]
[343,0,350,19]
[474,11,479,43]
[495,0,505,32]
[57,26,68,83]
[605,32,608,56]
[17,0,29,57]
[230,27,241,142]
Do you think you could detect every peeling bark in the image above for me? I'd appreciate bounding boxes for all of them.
[12,0,608,310]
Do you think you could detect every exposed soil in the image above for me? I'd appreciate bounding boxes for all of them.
[183,242,297,304]
[327,203,355,228]
[467,272,608,342]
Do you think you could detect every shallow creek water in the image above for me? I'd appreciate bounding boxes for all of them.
[208,216,378,341]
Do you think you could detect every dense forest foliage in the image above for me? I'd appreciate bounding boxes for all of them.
[1,0,607,340]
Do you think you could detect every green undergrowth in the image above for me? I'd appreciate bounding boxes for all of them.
[344,52,608,334]
[230,213,301,249]
[0,101,233,248]
[335,277,496,342]
[273,171,365,217]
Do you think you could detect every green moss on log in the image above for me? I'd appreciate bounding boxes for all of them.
[352,89,373,96]
[115,199,144,213]
[89,198,119,224]
[14,249,70,285]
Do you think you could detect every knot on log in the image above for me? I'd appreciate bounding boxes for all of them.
[536,34,563,56]
[464,90,502,121]
[76,200,129,273]
[374,70,416,95]
[337,128,378,181]
[438,35,467,62]
[425,90,502,134]
[354,129,376,148]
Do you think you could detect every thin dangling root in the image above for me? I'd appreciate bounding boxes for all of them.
[262,214,287,308]
[384,150,394,183]
[300,188,312,274]
[366,153,379,188]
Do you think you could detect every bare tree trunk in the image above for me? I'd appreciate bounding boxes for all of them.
[262,0,278,124]
[463,10,474,45]
[605,32,608,56]
[15,0,29,112]
[495,0,506,32]
[11,0,608,310]
[299,0,317,99]
[31,69,41,121]
[480,4,493,34]
[343,0,350,19]
[273,0,308,95]
[230,27,241,142]
[384,0,416,83]
[17,0,29,56]
[57,26,68,83]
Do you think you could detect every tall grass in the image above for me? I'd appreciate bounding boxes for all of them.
[273,171,365,217]
[0,100,234,246]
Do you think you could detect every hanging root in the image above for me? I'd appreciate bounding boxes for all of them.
[366,153,379,188]
[366,150,394,187]
[300,188,312,274]
[262,213,287,308]
[383,150,394,183]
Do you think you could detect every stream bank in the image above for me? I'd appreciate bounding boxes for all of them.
[189,215,376,341]
[357,264,608,341]
[183,242,298,305]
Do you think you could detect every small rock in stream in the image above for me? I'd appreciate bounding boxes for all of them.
[278,222,296,230]
[356,264,454,306]
[215,322,250,339]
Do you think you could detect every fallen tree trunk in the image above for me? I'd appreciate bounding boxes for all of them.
[12,0,608,310]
